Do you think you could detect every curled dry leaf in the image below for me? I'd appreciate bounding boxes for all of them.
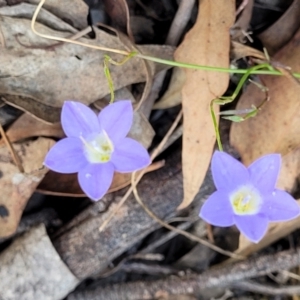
[230,25,300,192]
[230,41,266,61]
[0,113,64,145]
[258,0,300,55]
[0,137,54,238]
[37,163,162,197]
[102,0,134,41]
[174,0,235,209]
[37,171,131,197]
[153,67,185,110]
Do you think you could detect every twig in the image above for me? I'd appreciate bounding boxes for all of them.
[0,123,24,173]
[131,173,243,259]
[231,280,300,296]
[68,248,300,300]
[166,0,195,46]
[159,124,183,153]
[139,221,193,254]
[236,0,249,16]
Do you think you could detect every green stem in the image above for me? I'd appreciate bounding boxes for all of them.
[137,53,300,78]
[210,63,271,152]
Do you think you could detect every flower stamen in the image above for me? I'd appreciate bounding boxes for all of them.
[81,130,114,163]
[230,186,261,215]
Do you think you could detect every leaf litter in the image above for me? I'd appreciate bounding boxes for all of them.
[0,137,54,238]
[1,1,300,299]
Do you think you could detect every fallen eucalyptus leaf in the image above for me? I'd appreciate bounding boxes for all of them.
[174,0,235,209]
[153,67,185,110]
[230,26,300,193]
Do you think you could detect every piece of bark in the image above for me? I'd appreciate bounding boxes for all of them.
[53,149,214,280]
[0,207,61,244]
[0,224,79,300]
[68,248,300,300]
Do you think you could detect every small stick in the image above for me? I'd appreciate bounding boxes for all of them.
[131,172,243,259]
[231,280,300,296]
[0,123,24,173]
[68,248,300,299]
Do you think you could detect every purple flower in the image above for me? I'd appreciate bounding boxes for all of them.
[44,100,151,201]
[199,151,300,243]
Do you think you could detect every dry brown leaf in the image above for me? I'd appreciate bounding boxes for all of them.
[27,0,88,29]
[230,41,266,60]
[37,162,162,197]
[0,113,64,145]
[153,67,185,110]
[230,26,300,192]
[0,137,54,238]
[102,0,134,41]
[0,2,78,33]
[37,171,131,197]
[276,148,300,192]
[236,200,300,257]
[258,0,300,55]
[0,9,173,122]
[174,0,235,209]
[0,95,62,123]
[94,87,137,107]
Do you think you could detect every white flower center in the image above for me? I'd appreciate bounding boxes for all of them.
[81,130,114,163]
[230,185,262,215]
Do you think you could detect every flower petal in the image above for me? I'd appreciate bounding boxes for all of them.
[98,100,133,143]
[199,191,235,226]
[44,138,88,173]
[264,189,300,221]
[78,162,114,201]
[234,214,268,243]
[111,138,150,172]
[211,151,249,191]
[248,154,281,194]
[61,101,100,138]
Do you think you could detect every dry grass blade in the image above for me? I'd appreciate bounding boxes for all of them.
[131,174,244,259]
[0,123,24,173]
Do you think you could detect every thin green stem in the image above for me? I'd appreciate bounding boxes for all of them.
[210,102,223,151]
[136,53,300,78]
[211,63,271,152]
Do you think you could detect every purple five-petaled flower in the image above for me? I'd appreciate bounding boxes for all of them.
[44,100,151,201]
[199,151,300,243]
